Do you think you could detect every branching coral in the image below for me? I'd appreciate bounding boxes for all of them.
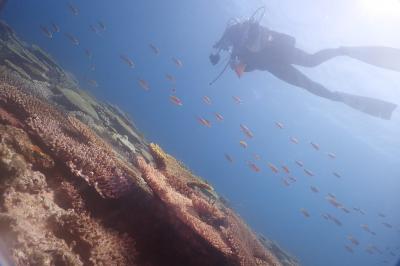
[135,156,233,256]
[0,125,54,170]
[49,211,137,266]
[221,210,282,266]
[191,195,227,227]
[0,84,138,199]
[135,154,283,265]
[0,107,23,128]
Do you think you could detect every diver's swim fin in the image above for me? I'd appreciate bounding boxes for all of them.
[341,46,400,72]
[336,91,397,120]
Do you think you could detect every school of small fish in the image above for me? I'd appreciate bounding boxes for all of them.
[36,3,399,264]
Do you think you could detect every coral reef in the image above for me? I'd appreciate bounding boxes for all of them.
[0,127,137,265]
[0,84,142,199]
[0,20,298,266]
[136,156,283,266]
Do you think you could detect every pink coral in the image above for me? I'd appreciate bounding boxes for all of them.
[0,84,137,198]
[135,156,233,255]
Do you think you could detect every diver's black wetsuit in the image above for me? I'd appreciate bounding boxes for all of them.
[214,23,398,119]
[237,29,345,101]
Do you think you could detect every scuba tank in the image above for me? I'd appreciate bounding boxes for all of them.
[209,7,266,84]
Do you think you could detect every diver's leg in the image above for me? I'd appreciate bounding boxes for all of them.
[340,46,400,72]
[291,48,345,67]
[268,64,341,99]
[267,64,397,119]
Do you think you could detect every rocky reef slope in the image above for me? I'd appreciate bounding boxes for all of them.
[0,21,298,266]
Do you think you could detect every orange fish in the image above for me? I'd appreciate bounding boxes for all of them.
[370,245,383,254]
[304,169,314,176]
[290,137,299,144]
[328,152,336,159]
[196,116,211,128]
[253,154,261,161]
[87,79,98,87]
[98,21,106,31]
[295,160,304,167]
[340,207,350,214]
[300,208,310,218]
[172,57,183,67]
[353,207,365,215]
[348,236,359,246]
[267,162,279,174]
[327,193,336,199]
[169,95,183,106]
[326,197,342,208]
[310,142,320,151]
[40,25,53,39]
[240,124,254,139]
[89,24,100,35]
[239,140,248,149]
[51,22,60,33]
[149,43,160,55]
[382,222,393,229]
[120,55,135,68]
[365,247,374,255]
[203,96,212,105]
[310,186,319,193]
[224,153,233,163]
[361,224,374,235]
[84,48,93,59]
[234,63,246,78]
[282,165,290,174]
[215,113,224,121]
[330,216,342,226]
[333,172,341,178]
[275,122,284,129]
[321,213,330,220]
[67,2,79,16]
[64,33,79,45]
[165,74,176,83]
[345,245,354,254]
[232,96,243,105]
[248,162,261,172]
[138,79,150,90]
[282,178,290,187]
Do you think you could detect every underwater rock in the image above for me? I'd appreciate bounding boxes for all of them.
[55,87,100,120]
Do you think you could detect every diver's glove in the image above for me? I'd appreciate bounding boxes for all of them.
[209,53,220,65]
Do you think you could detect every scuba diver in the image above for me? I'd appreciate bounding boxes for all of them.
[209,7,399,119]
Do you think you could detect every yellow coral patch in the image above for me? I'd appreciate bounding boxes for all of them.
[149,143,167,169]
